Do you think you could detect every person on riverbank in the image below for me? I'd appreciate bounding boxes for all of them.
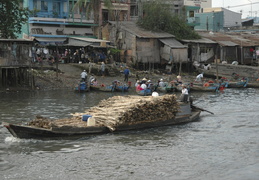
[81,70,87,82]
[195,72,204,82]
[158,79,166,87]
[123,67,130,82]
[176,75,182,84]
[101,62,105,77]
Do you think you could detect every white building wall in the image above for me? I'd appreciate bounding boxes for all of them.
[223,9,242,27]
[184,0,212,9]
[204,7,242,27]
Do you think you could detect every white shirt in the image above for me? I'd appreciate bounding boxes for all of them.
[182,88,188,95]
[196,74,203,81]
[159,81,165,87]
[196,74,203,79]
[140,83,147,90]
[81,71,87,78]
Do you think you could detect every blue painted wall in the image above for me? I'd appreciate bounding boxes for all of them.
[28,0,69,18]
[195,11,224,32]
[17,0,30,38]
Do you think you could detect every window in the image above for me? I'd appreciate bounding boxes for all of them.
[53,2,61,13]
[33,0,37,9]
[41,1,48,12]
[189,11,194,17]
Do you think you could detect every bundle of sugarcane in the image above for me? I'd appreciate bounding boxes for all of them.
[82,94,179,131]
[28,115,52,129]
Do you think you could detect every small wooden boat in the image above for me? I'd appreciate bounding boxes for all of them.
[154,82,177,93]
[136,89,152,96]
[227,78,248,88]
[90,84,116,92]
[115,84,130,92]
[75,82,89,92]
[3,95,203,139]
[190,81,227,92]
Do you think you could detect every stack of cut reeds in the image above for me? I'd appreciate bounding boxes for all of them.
[83,94,179,131]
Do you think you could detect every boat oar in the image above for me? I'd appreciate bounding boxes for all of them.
[191,105,214,115]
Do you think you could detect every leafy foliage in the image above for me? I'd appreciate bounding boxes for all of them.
[137,1,200,40]
[108,48,121,55]
[0,0,30,39]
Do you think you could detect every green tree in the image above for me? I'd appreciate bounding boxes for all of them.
[137,1,200,40]
[0,0,30,39]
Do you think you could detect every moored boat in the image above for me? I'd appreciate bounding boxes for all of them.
[90,84,116,92]
[115,84,130,92]
[227,78,248,88]
[190,81,227,92]
[136,89,152,96]
[75,81,89,92]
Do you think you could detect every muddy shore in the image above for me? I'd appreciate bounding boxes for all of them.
[29,63,200,91]
[40,64,201,90]
[3,62,249,92]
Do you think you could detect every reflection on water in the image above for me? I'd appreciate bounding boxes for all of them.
[0,88,259,179]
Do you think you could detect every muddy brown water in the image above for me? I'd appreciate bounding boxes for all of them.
[0,88,258,180]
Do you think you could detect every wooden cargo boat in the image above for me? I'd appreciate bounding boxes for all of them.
[3,95,203,140]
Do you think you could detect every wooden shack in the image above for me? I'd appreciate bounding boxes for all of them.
[103,21,187,71]
[0,39,35,90]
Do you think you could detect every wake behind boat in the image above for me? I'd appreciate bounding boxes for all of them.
[3,95,202,140]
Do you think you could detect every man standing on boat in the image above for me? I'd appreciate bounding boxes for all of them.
[81,70,87,82]
[180,85,189,103]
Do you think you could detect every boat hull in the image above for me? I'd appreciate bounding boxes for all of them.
[3,123,109,140]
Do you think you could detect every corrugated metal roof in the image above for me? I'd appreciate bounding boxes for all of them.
[68,37,110,47]
[159,38,187,48]
[110,21,175,39]
[181,37,217,44]
[217,41,238,46]
[198,32,259,47]
[70,37,110,43]
[66,38,92,47]
[0,39,34,42]
[35,37,67,45]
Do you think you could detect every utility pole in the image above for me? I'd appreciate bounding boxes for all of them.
[206,16,209,31]
[248,0,252,17]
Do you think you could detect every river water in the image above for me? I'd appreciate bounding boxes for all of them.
[0,88,258,180]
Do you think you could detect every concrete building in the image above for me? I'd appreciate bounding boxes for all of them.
[184,0,211,12]
[195,8,241,32]
[19,0,97,42]
[130,0,184,21]
[185,5,201,29]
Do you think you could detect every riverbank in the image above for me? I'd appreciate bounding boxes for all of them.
[2,62,258,92]
[25,63,199,91]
